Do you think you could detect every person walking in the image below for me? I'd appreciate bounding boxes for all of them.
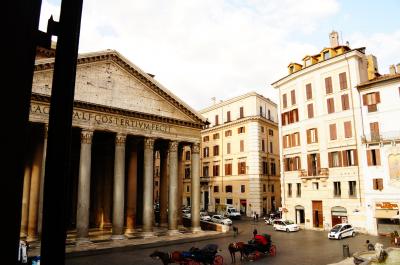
[253,228,258,238]
[233,226,238,237]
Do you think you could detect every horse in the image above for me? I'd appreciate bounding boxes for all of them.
[228,242,246,263]
[150,250,182,265]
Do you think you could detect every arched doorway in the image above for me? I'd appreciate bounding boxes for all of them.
[295,205,305,224]
[331,206,347,226]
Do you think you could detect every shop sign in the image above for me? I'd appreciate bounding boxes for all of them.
[375,202,398,210]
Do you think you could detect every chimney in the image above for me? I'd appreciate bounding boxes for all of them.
[330,31,339,48]
[389,65,396,75]
[397,63,400,73]
[367,55,379,80]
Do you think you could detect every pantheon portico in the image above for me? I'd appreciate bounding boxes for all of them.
[21,48,206,243]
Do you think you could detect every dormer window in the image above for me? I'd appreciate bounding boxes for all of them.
[323,51,330,60]
[305,59,311,67]
[289,65,294,73]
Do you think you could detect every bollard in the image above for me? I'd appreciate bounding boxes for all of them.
[343,244,350,258]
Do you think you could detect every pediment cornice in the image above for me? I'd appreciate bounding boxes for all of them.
[34,50,206,125]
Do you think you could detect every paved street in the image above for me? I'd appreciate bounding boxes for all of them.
[66,218,392,265]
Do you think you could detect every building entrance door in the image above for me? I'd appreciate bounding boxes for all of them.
[312,201,323,228]
[204,191,209,211]
[240,199,247,215]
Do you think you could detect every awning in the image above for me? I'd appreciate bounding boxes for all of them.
[375,209,398,219]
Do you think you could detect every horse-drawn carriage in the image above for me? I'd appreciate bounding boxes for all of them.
[150,244,223,265]
[228,233,276,262]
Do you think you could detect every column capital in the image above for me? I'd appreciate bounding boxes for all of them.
[168,141,179,152]
[115,133,127,146]
[191,142,200,154]
[81,130,94,144]
[144,138,155,150]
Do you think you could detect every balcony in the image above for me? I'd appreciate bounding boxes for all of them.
[299,168,329,181]
[362,131,400,144]
[200,176,211,183]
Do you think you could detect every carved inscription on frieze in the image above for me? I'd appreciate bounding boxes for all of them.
[30,103,171,133]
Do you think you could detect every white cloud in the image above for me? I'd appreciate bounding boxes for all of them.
[349,31,400,74]
[40,0,340,109]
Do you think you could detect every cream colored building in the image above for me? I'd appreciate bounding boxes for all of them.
[191,92,281,217]
[357,64,400,235]
[21,47,206,243]
[272,31,378,232]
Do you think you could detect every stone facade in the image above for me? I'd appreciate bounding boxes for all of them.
[21,49,206,242]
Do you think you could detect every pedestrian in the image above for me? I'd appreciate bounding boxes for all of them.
[233,226,238,237]
[253,228,258,238]
[252,212,256,222]
[365,240,375,251]
[18,240,28,264]
[256,213,259,222]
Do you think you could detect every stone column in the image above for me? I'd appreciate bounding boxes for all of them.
[38,124,48,235]
[168,141,179,234]
[159,148,168,226]
[125,140,138,235]
[191,143,201,232]
[21,158,32,238]
[142,138,155,236]
[76,130,93,243]
[177,146,184,226]
[27,137,44,241]
[111,133,126,240]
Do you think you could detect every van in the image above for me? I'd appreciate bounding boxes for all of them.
[226,207,241,219]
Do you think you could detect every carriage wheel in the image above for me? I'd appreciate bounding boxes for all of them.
[213,255,224,265]
[269,245,277,257]
[187,260,200,265]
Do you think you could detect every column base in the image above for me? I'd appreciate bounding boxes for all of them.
[167,229,180,236]
[110,234,126,240]
[191,227,203,233]
[141,231,156,238]
[159,222,168,228]
[26,235,39,242]
[124,228,135,235]
[76,237,92,245]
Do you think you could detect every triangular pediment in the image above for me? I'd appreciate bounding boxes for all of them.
[32,50,205,125]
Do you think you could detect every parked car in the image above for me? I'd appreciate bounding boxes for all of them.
[273,219,300,232]
[200,211,211,221]
[328,223,355,240]
[211,214,232,225]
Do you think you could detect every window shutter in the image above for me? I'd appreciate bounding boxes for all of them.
[376,149,381,166]
[307,155,312,176]
[342,151,348,166]
[308,103,314,118]
[315,128,318,142]
[375,92,380,103]
[353,150,358,166]
[367,150,372,166]
[338,151,342,167]
[283,94,287,108]
[307,129,311,144]
[316,153,321,174]
[325,77,332,94]
[378,179,383,190]
[328,152,333,168]
[227,111,231,122]
[306,83,312,99]
[291,90,296,105]
[344,121,352,138]
[363,94,368,106]
[339,72,347,90]
[341,94,349,110]
[327,98,335,113]
[330,124,337,140]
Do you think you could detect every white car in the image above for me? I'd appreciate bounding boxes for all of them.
[200,212,211,221]
[328,223,355,240]
[273,219,300,232]
[211,215,232,225]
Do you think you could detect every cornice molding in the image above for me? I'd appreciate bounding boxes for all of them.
[31,93,203,129]
[201,115,278,134]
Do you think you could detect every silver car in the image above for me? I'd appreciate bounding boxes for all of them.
[211,214,232,225]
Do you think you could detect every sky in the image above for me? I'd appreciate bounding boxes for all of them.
[40,0,400,110]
